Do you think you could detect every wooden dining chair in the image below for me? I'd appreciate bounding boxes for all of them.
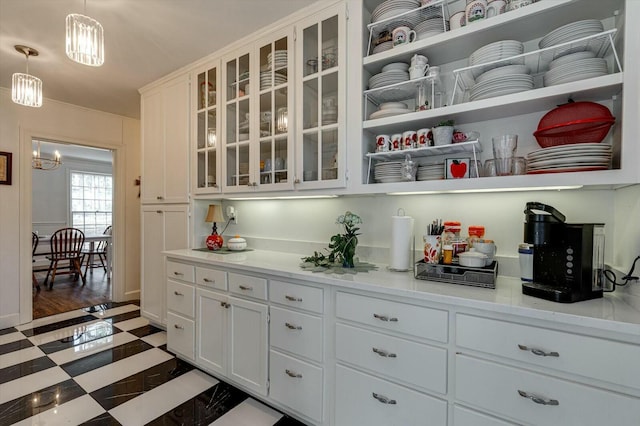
[81,225,112,275]
[44,227,86,290]
[32,232,40,291]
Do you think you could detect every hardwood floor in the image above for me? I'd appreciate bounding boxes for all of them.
[32,267,119,319]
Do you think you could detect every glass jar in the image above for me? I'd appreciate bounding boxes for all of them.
[467,225,485,248]
[442,221,461,246]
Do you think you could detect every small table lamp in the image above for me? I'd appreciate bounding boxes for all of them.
[205,205,225,250]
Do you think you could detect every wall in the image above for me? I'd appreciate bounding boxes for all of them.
[0,88,140,327]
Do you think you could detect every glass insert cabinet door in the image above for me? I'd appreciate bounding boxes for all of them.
[223,49,252,191]
[195,62,220,192]
[296,6,345,187]
[257,29,293,189]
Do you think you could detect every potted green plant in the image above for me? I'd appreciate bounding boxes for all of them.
[432,119,455,146]
[302,211,363,268]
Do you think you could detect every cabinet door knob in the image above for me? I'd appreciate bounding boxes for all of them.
[285,369,303,378]
[373,313,398,322]
[285,322,302,330]
[157,196,164,200]
[372,347,397,358]
[238,285,253,291]
[220,301,230,308]
[173,291,183,296]
[517,390,559,406]
[284,295,303,302]
[372,392,396,405]
[518,344,559,357]
[174,324,184,330]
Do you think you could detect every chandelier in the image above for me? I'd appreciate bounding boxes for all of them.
[12,45,43,108]
[66,0,104,66]
[32,141,62,171]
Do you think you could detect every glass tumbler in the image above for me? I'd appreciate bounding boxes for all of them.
[492,134,518,176]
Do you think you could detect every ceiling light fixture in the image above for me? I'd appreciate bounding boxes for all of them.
[32,141,62,171]
[66,0,104,66]
[12,45,43,108]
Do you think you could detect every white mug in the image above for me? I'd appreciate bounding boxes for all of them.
[411,54,428,67]
[392,26,417,47]
[402,130,417,149]
[473,241,496,266]
[487,0,506,17]
[409,65,429,80]
[449,11,466,30]
[376,134,391,152]
[466,0,487,24]
[417,128,431,147]
[391,133,403,151]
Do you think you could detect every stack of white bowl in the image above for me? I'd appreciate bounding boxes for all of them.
[369,102,410,120]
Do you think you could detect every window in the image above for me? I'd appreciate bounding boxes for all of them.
[71,171,112,234]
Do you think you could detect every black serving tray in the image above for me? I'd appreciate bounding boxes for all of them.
[414,259,498,289]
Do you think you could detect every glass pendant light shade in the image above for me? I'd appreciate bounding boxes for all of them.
[12,72,43,108]
[66,13,104,66]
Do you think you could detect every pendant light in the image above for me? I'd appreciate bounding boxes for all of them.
[12,45,43,108]
[32,141,62,171]
[66,0,104,66]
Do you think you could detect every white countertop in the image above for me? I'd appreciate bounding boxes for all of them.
[164,248,640,337]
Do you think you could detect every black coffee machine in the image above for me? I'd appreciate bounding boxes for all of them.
[522,202,605,303]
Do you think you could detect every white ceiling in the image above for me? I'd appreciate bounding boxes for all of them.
[0,0,321,119]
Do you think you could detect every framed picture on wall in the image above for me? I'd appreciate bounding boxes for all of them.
[0,151,12,185]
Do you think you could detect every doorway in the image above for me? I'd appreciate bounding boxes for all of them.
[31,139,115,319]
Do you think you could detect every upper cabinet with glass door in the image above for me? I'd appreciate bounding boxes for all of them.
[194,60,221,194]
[295,4,347,189]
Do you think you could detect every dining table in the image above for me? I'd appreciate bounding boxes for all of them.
[34,233,112,278]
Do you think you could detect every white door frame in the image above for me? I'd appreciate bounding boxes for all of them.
[19,128,126,324]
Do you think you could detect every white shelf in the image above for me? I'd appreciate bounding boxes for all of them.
[366,139,481,161]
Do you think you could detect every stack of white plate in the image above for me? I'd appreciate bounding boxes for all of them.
[374,161,405,183]
[539,19,604,49]
[414,18,446,40]
[543,54,607,87]
[369,68,409,89]
[470,64,533,101]
[260,71,287,90]
[372,41,393,54]
[417,163,445,181]
[369,102,410,120]
[525,143,612,174]
[371,0,422,27]
[267,50,288,69]
[469,40,525,78]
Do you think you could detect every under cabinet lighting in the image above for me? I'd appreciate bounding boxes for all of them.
[387,185,583,195]
[226,195,339,201]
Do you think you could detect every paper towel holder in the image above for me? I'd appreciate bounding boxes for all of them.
[388,208,414,272]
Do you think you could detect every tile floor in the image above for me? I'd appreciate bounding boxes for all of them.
[0,301,307,425]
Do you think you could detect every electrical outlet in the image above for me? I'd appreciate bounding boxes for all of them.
[226,206,237,224]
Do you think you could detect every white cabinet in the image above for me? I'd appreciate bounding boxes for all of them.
[165,260,196,360]
[141,205,189,325]
[141,73,190,203]
[193,60,221,194]
[196,287,228,375]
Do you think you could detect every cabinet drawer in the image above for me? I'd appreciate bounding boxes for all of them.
[166,280,195,317]
[166,312,194,360]
[336,292,448,343]
[453,405,516,426]
[270,306,323,363]
[229,272,267,300]
[456,314,640,391]
[270,350,323,423]
[195,266,227,290]
[166,260,194,282]
[335,364,447,426]
[269,280,323,313]
[335,323,446,394]
[455,354,640,426]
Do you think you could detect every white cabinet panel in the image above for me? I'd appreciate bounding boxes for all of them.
[270,350,324,423]
[228,272,267,300]
[270,306,323,363]
[196,288,228,376]
[453,405,516,426]
[167,312,195,360]
[455,354,640,426]
[196,266,227,290]
[269,280,323,313]
[335,364,447,426]
[166,279,195,317]
[335,323,446,394]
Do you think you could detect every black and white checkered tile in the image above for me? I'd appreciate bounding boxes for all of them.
[0,302,306,425]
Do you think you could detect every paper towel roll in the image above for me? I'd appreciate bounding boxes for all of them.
[389,214,414,271]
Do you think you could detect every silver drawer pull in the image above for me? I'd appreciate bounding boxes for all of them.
[203,278,214,283]
[285,322,302,330]
[174,324,184,330]
[173,271,183,276]
[156,210,163,214]
[372,347,397,358]
[173,291,183,296]
[372,392,396,405]
[373,313,398,322]
[285,369,302,378]
[518,390,559,406]
[238,285,253,291]
[220,301,230,308]
[157,196,164,200]
[518,344,559,357]
[285,295,303,302]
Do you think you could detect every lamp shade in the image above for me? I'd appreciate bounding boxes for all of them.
[66,13,104,66]
[205,205,225,223]
[12,72,42,107]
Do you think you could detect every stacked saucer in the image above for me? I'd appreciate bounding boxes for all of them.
[470,64,533,101]
[539,19,604,49]
[369,102,410,120]
[369,66,409,89]
[260,71,287,90]
[469,40,525,78]
[372,41,393,55]
[374,161,405,183]
[525,143,612,174]
[267,50,288,70]
[543,53,607,86]
[415,18,447,40]
[371,0,422,29]
[417,163,445,181]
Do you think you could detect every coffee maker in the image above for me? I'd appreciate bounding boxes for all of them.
[522,202,605,303]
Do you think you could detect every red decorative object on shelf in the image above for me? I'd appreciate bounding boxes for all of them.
[205,204,225,251]
[206,232,223,250]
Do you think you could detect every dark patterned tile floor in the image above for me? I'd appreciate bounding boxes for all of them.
[0,302,308,425]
